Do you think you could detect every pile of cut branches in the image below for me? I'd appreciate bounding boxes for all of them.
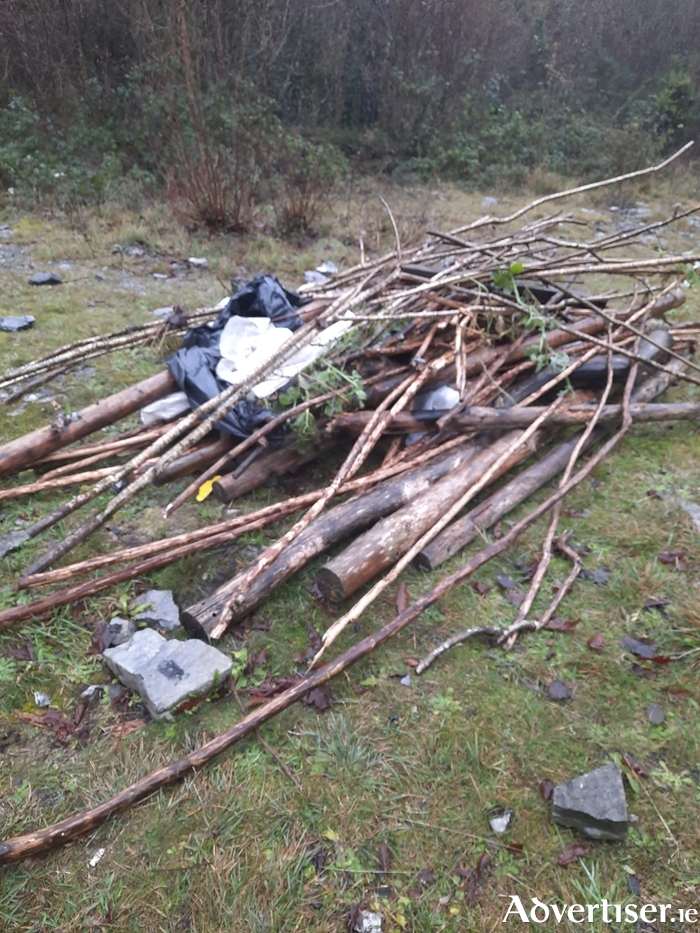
[2,148,700,863]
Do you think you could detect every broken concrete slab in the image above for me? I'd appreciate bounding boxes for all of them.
[28,272,62,286]
[552,764,628,841]
[103,629,233,719]
[104,616,136,648]
[0,315,35,332]
[131,589,181,631]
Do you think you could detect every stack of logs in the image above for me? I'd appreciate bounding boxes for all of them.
[4,153,700,864]
[2,184,700,664]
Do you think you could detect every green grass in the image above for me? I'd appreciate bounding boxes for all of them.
[1,180,700,931]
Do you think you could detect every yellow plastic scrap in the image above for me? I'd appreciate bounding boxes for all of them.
[196,475,222,502]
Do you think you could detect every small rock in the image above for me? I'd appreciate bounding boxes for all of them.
[0,529,30,558]
[131,589,181,631]
[0,315,35,332]
[104,616,136,648]
[400,674,412,687]
[548,680,572,701]
[34,691,51,708]
[152,273,169,280]
[482,196,500,208]
[353,911,383,933]
[103,629,233,719]
[188,257,208,268]
[552,764,628,840]
[679,500,700,534]
[151,305,175,318]
[489,808,513,834]
[88,847,106,868]
[646,702,665,725]
[28,272,62,286]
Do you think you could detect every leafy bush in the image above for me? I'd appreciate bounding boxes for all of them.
[274,136,348,234]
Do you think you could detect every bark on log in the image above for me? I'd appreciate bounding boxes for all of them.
[152,434,234,486]
[0,371,177,478]
[316,429,546,603]
[211,434,337,503]
[180,441,481,637]
[417,356,689,570]
[333,401,700,436]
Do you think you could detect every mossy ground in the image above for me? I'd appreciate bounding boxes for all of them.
[1,172,700,931]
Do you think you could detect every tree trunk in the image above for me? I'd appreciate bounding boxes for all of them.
[0,371,177,478]
[180,441,481,637]
[211,434,337,502]
[315,428,546,602]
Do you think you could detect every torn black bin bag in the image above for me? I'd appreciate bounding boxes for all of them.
[164,275,303,440]
[166,344,285,440]
[223,274,304,330]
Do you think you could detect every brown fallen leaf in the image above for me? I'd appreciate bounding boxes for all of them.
[587,633,605,651]
[102,718,146,740]
[539,779,555,801]
[545,618,580,632]
[471,581,491,596]
[302,684,334,713]
[378,842,391,873]
[6,641,34,661]
[621,752,650,779]
[557,842,589,866]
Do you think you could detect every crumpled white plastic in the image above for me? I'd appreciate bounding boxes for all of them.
[216,315,354,399]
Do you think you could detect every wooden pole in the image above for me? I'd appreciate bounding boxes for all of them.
[418,356,690,569]
[0,371,177,478]
[211,434,338,503]
[180,441,481,637]
[333,401,700,435]
[316,428,547,602]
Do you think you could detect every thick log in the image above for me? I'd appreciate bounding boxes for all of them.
[211,434,337,503]
[152,434,234,486]
[0,371,177,479]
[417,356,690,570]
[316,428,546,603]
[334,401,700,436]
[180,441,481,637]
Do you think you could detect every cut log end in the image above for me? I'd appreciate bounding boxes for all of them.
[315,566,347,604]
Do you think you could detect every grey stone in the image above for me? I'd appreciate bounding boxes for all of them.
[28,272,62,286]
[679,500,700,534]
[0,315,35,332]
[481,196,500,208]
[103,629,233,719]
[131,589,181,631]
[0,529,30,558]
[104,616,136,648]
[552,764,628,840]
[646,702,665,725]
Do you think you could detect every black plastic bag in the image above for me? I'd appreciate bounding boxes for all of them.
[165,275,302,439]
